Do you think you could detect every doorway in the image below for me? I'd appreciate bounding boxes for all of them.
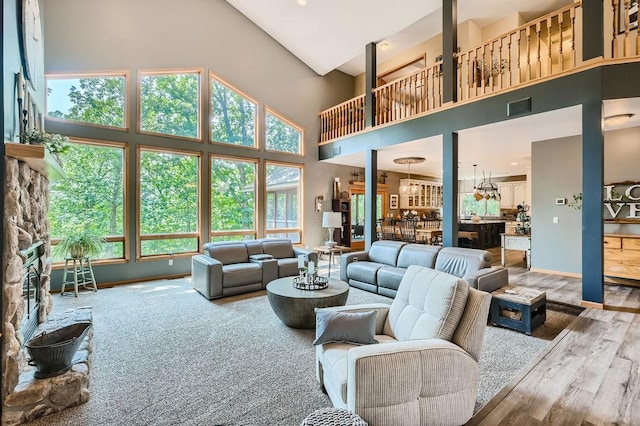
[350,185,387,251]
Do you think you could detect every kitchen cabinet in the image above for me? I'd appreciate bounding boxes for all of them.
[604,234,640,282]
[458,221,505,249]
[498,181,527,208]
[399,179,442,209]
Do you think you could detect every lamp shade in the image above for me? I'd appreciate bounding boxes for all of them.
[322,212,342,229]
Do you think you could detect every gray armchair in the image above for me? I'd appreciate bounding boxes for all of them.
[315,265,491,426]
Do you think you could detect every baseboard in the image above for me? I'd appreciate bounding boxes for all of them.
[50,273,190,293]
[529,268,581,278]
[581,300,604,309]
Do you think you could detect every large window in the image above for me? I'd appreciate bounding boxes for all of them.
[265,108,302,154]
[49,140,126,262]
[138,148,200,258]
[210,156,257,241]
[210,74,257,148]
[265,162,302,243]
[460,194,500,217]
[138,69,201,140]
[46,72,127,129]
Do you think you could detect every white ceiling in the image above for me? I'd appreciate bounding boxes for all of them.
[225,0,640,180]
[225,0,573,76]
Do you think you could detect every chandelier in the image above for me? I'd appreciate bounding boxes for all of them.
[394,157,425,196]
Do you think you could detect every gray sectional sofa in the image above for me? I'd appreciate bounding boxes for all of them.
[191,238,317,300]
[341,240,508,297]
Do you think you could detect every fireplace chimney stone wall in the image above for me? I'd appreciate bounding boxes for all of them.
[2,157,53,421]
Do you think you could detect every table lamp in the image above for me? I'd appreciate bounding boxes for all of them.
[322,212,342,248]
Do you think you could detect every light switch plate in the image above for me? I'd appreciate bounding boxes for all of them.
[553,217,559,224]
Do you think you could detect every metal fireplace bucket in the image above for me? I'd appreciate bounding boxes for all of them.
[26,322,92,379]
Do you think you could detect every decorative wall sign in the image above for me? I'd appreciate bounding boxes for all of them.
[604,182,640,221]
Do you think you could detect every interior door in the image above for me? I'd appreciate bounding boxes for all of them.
[350,189,387,251]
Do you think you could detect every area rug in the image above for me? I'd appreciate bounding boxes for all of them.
[24,278,579,426]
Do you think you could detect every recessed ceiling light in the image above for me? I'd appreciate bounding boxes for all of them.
[604,113,634,126]
[379,42,390,50]
[511,162,518,166]
[297,0,306,5]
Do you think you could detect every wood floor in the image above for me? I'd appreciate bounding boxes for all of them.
[489,247,640,312]
[467,307,640,425]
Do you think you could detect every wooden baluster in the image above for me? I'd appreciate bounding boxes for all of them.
[432,66,437,107]
[458,54,463,102]
[497,38,503,90]
[536,22,542,79]
[392,83,396,122]
[559,11,565,70]
[547,17,552,76]
[526,26,532,81]
[466,52,473,98]
[570,7,576,67]
[516,29,522,84]
[624,0,631,57]
[489,41,495,90]
[612,0,619,58]
[404,77,409,118]
[480,45,486,94]
[506,33,513,88]
[386,87,390,124]
[437,65,442,107]
[475,48,480,95]
[410,75,415,116]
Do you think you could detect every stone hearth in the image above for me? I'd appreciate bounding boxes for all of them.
[2,307,94,425]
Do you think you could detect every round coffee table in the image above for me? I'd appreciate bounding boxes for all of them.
[266,277,349,329]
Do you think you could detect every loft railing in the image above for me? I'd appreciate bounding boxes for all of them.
[457,2,579,101]
[319,0,640,145]
[373,61,443,126]
[612,0,640,57]
[319,95,365,143]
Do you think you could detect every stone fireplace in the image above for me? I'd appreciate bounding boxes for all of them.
[2,153,93,425]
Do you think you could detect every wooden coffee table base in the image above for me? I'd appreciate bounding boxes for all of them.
[266,277,349,329]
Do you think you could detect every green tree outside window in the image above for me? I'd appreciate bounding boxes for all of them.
[265,109,302,154]
[140,72,200,139]
[210,77,256,147]
[49,142,125,261]
[139,150,200,255]
[46,75,126,128]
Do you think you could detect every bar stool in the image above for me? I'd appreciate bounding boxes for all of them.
[61,257,97,297]
[458,231,479,248]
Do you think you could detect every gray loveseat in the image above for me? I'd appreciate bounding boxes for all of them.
[191,238,317,300]
[341,240,507,297]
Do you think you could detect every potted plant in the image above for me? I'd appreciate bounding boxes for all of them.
[55,231,105,259]
[20,129,70,167]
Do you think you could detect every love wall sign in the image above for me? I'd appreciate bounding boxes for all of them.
[604,182,640,221]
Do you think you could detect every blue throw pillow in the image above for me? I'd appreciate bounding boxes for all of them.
[313,309,378,345]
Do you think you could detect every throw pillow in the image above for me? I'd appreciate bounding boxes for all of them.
[313,309,378,345]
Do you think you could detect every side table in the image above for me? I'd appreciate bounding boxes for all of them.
[61,257,98,297]
[490,285,546,335]
[313,245,350,277]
